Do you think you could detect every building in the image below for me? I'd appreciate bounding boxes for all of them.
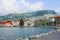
[48,15,60,26]
[44,14,55,20]
[0,20,20,27]
[23,18,34,27]
[12,20,20,27]
[0,21,12,27]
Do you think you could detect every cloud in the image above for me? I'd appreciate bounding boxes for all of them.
[2,0,20,13]
[20,0,43,12]
[54,8,60,15]
[0,0,43,14]
[55,8,60,12]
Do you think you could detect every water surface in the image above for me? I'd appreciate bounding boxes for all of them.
[0,27,55,40]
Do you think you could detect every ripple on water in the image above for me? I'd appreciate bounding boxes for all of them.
[0,27,55,40]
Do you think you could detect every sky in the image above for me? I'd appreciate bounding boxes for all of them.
[0,0,60,15]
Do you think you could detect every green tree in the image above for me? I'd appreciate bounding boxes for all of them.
[19,19,24,27]
[34,20,41,27]
[41,20,48,26]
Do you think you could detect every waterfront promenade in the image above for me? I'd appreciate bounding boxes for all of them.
[31,29,60,40]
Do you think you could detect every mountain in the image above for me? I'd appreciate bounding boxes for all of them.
[0,10,57,20]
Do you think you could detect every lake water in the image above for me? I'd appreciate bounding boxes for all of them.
[0,27,55,40]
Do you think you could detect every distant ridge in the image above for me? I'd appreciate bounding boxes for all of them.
[0,10,57,20]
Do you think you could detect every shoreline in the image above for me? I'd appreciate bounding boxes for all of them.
[19,29,57,40]
[27,28,60,40]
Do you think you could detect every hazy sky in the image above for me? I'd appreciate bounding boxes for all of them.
[0,0,60,15]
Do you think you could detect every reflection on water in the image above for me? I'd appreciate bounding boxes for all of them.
[0,27,55,40]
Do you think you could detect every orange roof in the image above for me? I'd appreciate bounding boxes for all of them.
[55,16,60,18]
[50,16,60,19]
[0,21,12,24]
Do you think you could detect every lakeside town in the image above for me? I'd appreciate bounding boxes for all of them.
[0,14,60,27]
